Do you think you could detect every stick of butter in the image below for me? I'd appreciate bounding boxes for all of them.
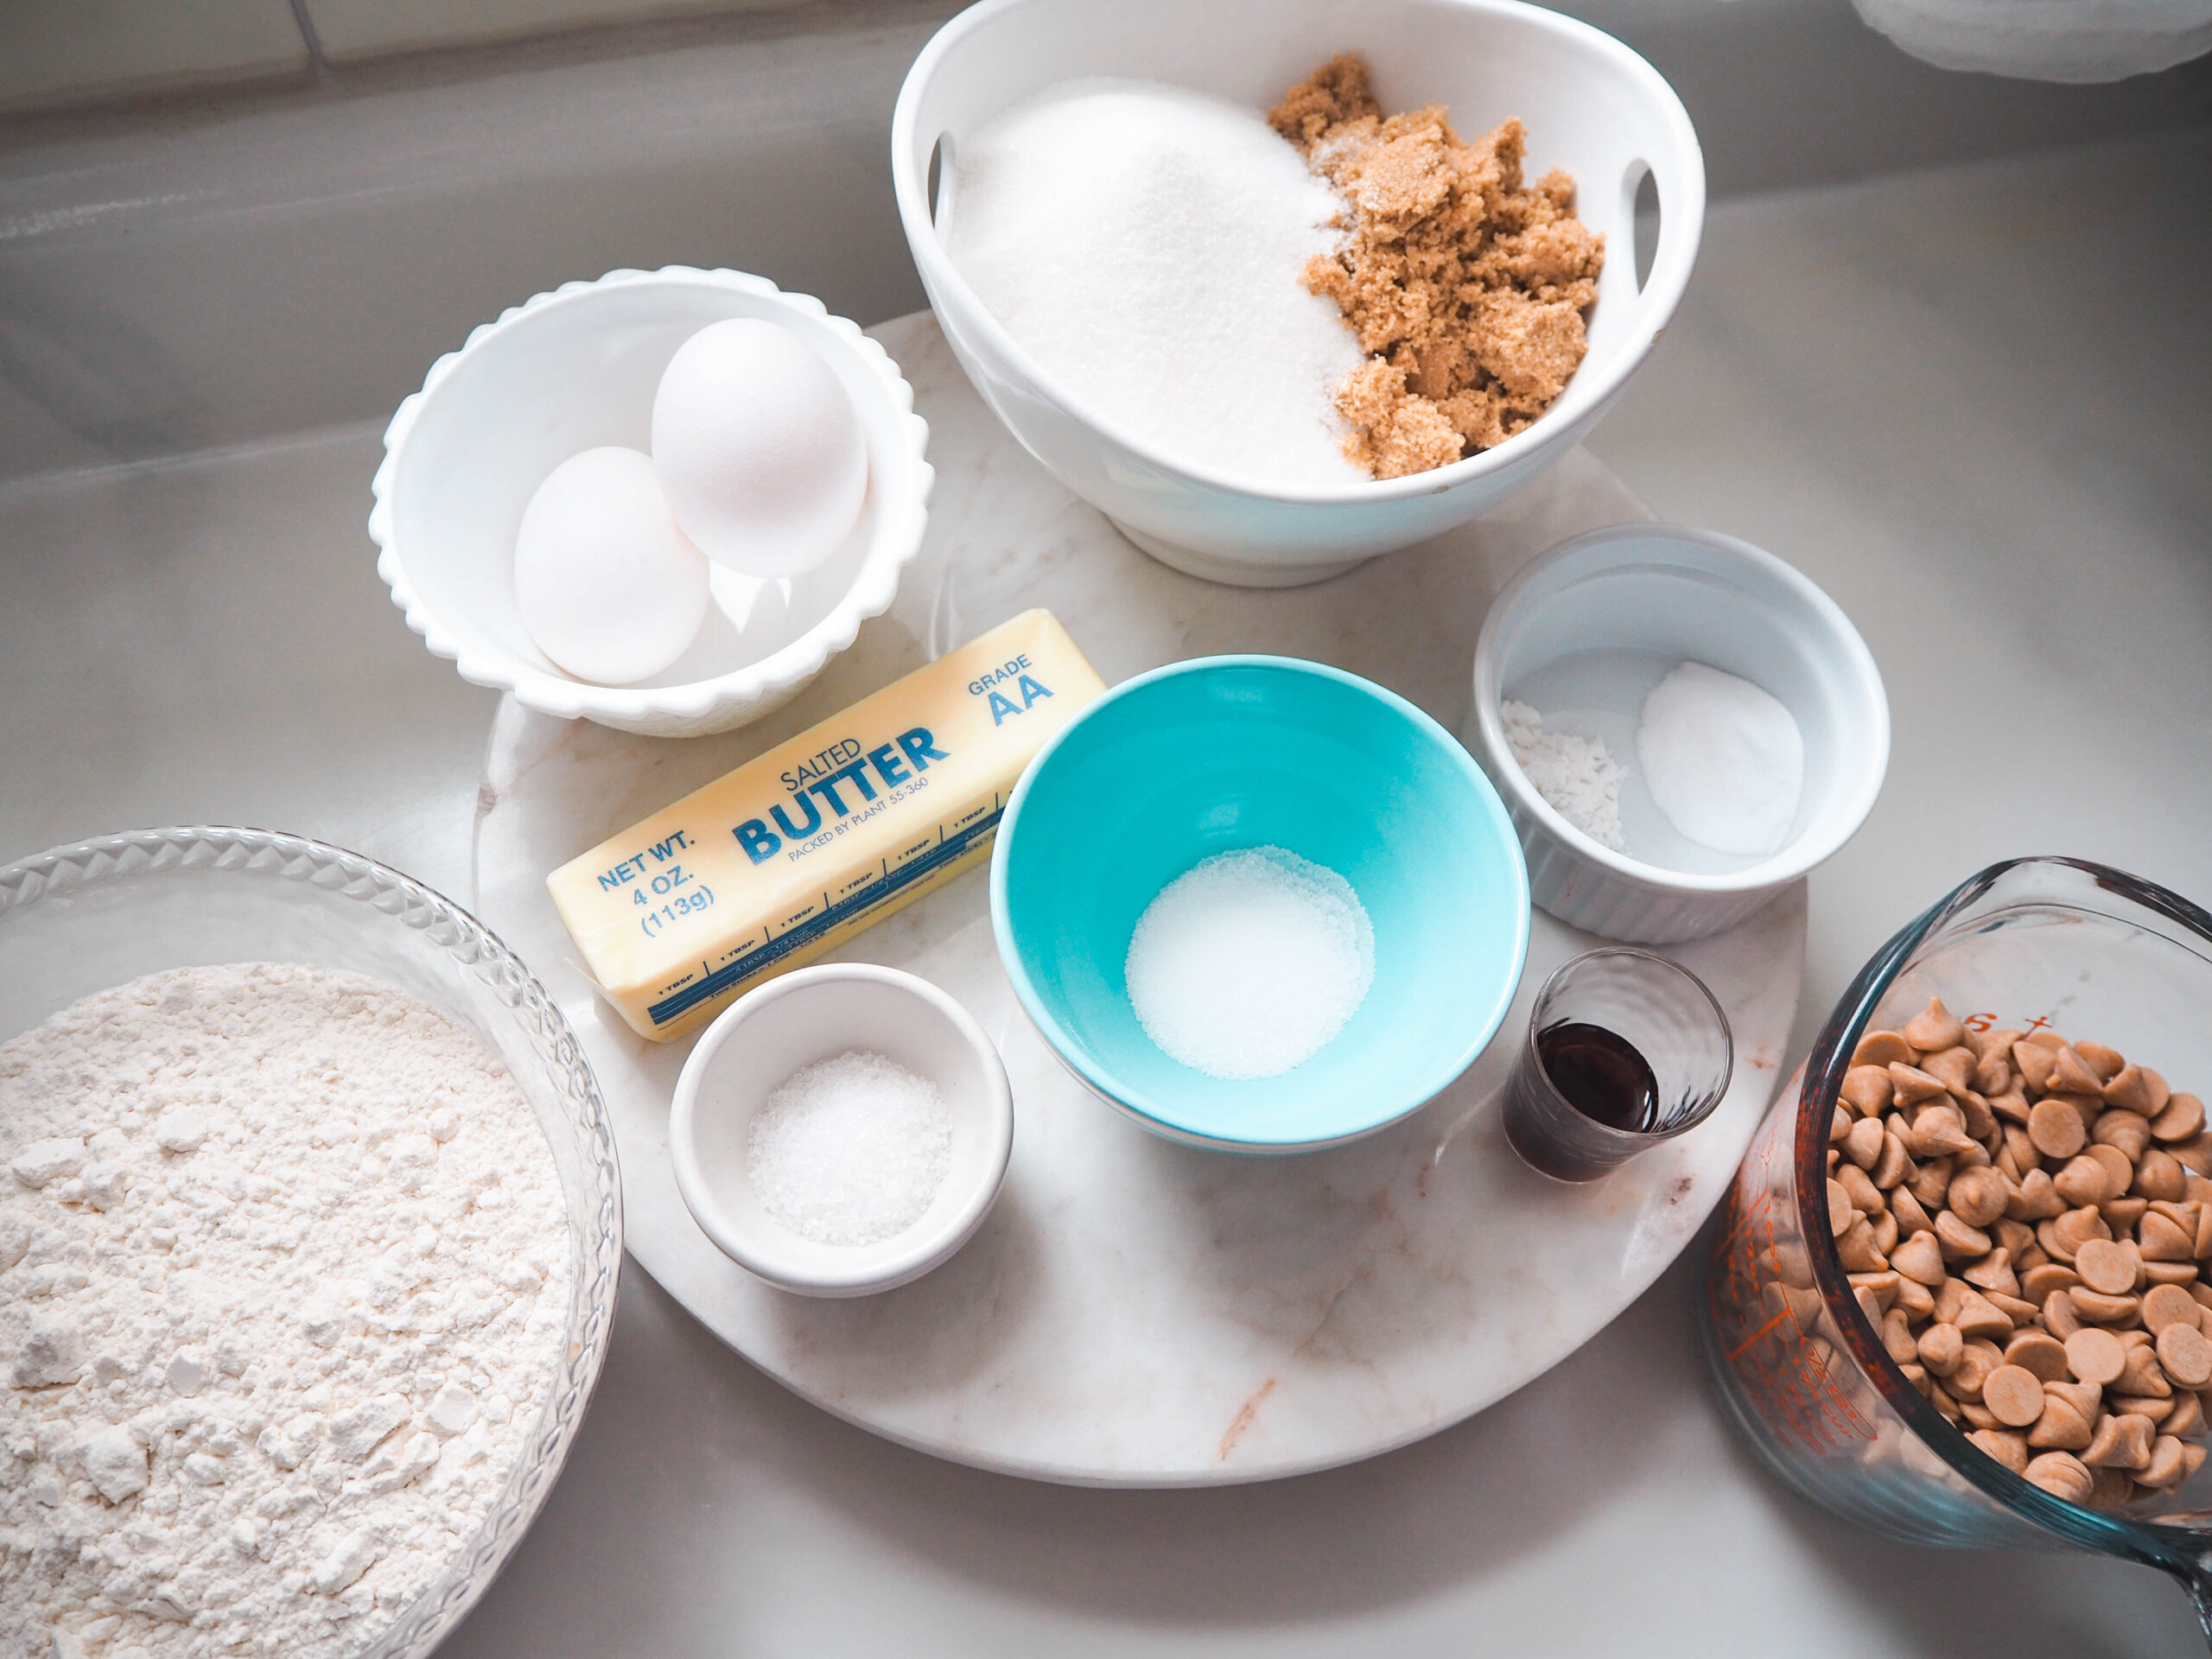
[546,609,1104,1041]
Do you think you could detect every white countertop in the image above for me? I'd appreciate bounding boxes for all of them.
[4,124,2210,1656]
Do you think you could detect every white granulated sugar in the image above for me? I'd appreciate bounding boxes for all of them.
[1500,698,1627,852]
[1124,847,1376,1081]
[747,1051,951,1248]
[0,963,572,1659]
[947,77,1369,488]
[1635,661,1805,856]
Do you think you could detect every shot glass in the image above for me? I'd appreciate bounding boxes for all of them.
[1503,948,1732,1183]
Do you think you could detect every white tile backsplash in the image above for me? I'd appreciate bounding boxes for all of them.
[0,0,309,111]
[302,0,808,63]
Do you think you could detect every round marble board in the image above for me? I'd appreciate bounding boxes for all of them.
[473,309,1805,1487]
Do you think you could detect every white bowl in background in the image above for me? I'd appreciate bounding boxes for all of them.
[1465,524,1889,943]
[668,963,1014,1298]
[371,267,931,737]
[892,0,1703,588]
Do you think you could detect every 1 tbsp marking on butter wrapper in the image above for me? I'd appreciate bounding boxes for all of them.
[547,609,1104,1040]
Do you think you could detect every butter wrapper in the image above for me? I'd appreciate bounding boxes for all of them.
[547,608,1104,1040]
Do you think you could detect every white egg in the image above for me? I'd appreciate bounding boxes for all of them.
[513,446,710,685]
[650,318,868,578]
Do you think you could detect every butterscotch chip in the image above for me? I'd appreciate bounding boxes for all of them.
[2075,1239,2139,1297]
[1935,1210,1992,1260]
[2071,1287,2143,1325]
[1955,1291,2018,1341]
[1835,1214,1887,1272]
[1969,1427,2030,1474]
[1843,1115,1885,1170]
[2029,1399,2094,1452]
[2153,1092,2206,1143]
[1891,1186,1935,1236]
[2051,1155,2111,1208]
[1837,1162,1885,1217]
[1855,1030,1914,1068]
[2076,1041,2126,1084]
[2137,1151,2188,1205]
[1983,1364,2046,1427]
[2142,1284,2202,1334]
[2021,1264,2081,1305]
[2066,1327,2126,1385]
[2025,1450,2094,1503]
[1891,1231,1945,1287]
[2158,1321,2212,1389]
[1826,1178,1856,1239]
[2053,1205,2110,1255]
[1987,1289,2042,1328]
[1923,1046,1977,1094]
[2118,1344,2172,1398]
[1904,999,1967,1053]
[2012,1169,2065,1219]
[1910,1106,1978,1160]
[1948,1343,2003,1401]
[2029,1099,2088,1160]
[2004,1330,2071,1380]
[1851,1269,1901,1312]
[2103,1064,2158,1114]
[1841,1065,1894,1116]
[2050,1046,2108,1098]
[1872,1131,1912,1191]
[2140,1209,2195,1261]
[2083,1412,2154,1469]
[1963,1249,2018,1295]
[2166,1391,2205,1437]
[2141,1434,2188,1489]
[1891,1063,1949,1105]
[1917,1321,1963,1376]
[1881,1308,1920,1363]
[2044,1290,2085,1339]
[2115,1391,2179,1425]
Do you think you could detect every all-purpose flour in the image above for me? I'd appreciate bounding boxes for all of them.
[0,963,572,1659]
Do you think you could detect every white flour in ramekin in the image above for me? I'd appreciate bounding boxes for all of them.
[0,963,573,1659]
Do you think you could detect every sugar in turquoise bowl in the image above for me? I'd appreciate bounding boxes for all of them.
[990,656,1531,1152]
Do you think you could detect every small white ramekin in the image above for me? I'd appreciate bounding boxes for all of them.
[371,267,931,738]
[668,964,1013,1298]
[1465,524,1889,943]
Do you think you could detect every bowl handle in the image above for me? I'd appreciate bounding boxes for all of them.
[1617,157,1657,298]
[928,131,957,232]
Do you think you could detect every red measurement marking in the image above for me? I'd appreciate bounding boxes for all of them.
[1725,1307,1795,1363]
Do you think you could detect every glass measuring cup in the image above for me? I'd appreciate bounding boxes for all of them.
[1699,857,2212,1636]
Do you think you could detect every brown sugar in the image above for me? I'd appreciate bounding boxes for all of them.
[1270,54,1605,480]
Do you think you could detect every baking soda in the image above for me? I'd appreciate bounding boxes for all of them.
[1501,699,1627,851]
[747,1052,952,1247]
[1124,847,1375,1080]
[1635,661,1804,856]
[947,78,1368,488]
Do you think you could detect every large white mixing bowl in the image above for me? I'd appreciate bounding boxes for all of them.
[893,0,1705,587]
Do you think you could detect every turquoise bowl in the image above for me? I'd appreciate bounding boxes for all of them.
[990,656,1531,1152]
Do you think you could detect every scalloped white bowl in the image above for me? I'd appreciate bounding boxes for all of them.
[372,267,932,737]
